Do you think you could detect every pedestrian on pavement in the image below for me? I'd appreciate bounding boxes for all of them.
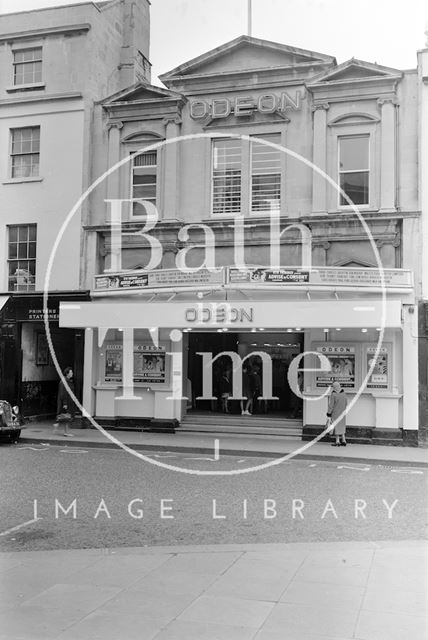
[53,367,75,436]
[241,365,253,415]
[219,366,232,413]
[327,380,348,446]
[250,364,262,413]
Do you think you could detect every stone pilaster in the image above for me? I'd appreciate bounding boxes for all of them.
[312,241,330,266]
[162,117,181,220]
[106,121,123,203]
[377,98,397,212]
[311,103,329,214]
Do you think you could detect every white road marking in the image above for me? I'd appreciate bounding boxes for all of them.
[59,449,88,453]
[152,454,178,458]
[18,446,49,451]
[309,463,317,467]
[182,456,216,461]
[237,459,246,464]
[391,468,424,475]
[337,465,370,471]
[214,439,220,461]
[0,517,41,538]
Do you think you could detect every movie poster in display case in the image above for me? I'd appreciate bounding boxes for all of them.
[365,344,391,390]
[315,344,356,389]
[104,343,166,385]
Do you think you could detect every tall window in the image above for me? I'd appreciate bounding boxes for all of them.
[131,150,157,216]
[251,134,281,212]
[10,127,40,178]
[8,225,37,292]
[212,134,281,216]
[339,136,369,206]
[212,139,242,215]
[13,48,42,85]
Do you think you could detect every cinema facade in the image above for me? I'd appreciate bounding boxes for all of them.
[61,36,420,445]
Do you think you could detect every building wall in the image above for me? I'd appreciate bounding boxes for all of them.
[0,0,151,100]
[0,0,151,295]
[418,44,428,444]
[0,103,85,291]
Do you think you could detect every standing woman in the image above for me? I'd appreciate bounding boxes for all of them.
[53,367,75,436]
[327,381,348,446]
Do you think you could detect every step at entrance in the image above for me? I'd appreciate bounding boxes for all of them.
[179,412,303,437]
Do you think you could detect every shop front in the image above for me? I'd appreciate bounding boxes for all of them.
[59,266,418,444]
[0,292,89,418]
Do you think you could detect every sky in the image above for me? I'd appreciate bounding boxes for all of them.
[0,0,426,86]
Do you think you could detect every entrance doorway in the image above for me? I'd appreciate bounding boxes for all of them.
[187,331,303,419]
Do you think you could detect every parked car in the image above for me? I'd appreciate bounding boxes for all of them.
[0,401,21,442]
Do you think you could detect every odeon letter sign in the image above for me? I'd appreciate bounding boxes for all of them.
[190,89,305,120]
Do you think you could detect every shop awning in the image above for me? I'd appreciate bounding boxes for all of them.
[0,296,10,315]
[59,299,402,330]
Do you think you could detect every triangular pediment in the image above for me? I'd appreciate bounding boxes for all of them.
[102,82,184,105]
[160,35,336,82]
[311,58,402,84]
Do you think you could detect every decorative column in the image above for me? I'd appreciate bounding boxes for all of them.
[378,98,397,212]
[82,328,95,420]
[106,121,123,203]
[402,305,419,436]
[312,103,329,214]
[162,117,181,221]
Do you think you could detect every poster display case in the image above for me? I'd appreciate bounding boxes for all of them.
[315,344,357,389]
[312,342,393,394]
[364,343,391,391]
[104,343,167,385]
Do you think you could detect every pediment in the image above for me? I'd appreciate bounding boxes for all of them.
[333,259,377,268]
[102,82,184,105]
[311,58,402,84]
[160,35,336,82]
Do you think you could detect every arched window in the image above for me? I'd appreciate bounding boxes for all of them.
[124,132,164,218]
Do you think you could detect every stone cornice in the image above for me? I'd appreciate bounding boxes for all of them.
[0,91,83,106]
[307,75,402,92]
[85,210,421,235]
[0,23,91,43]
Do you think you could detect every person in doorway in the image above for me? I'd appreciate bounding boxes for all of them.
[241,366,253,415]
[327,381,348,446]
[53,367,75,436]
[219,366,232,413]
[250,364,262,413]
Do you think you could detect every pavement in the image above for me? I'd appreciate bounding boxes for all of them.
[17,421,428,467]
[0,540,427,639]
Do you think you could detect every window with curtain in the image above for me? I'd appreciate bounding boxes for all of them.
[10,126,40,178]
[8,224,37,291]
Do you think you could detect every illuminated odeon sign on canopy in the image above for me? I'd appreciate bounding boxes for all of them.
[190,89,305,120]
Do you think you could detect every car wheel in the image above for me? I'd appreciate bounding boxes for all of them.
[10,430,21,443]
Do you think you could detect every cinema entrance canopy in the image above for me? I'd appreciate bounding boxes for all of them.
[60,265,411,330]
[58,266,417,440]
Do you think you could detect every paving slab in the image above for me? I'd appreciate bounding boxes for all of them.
[0,541,426,639]
[56,611,165,640]
[155,619,255,640]
[260,601,359,637]
[177,594,275,628]
[355,609,428,640]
